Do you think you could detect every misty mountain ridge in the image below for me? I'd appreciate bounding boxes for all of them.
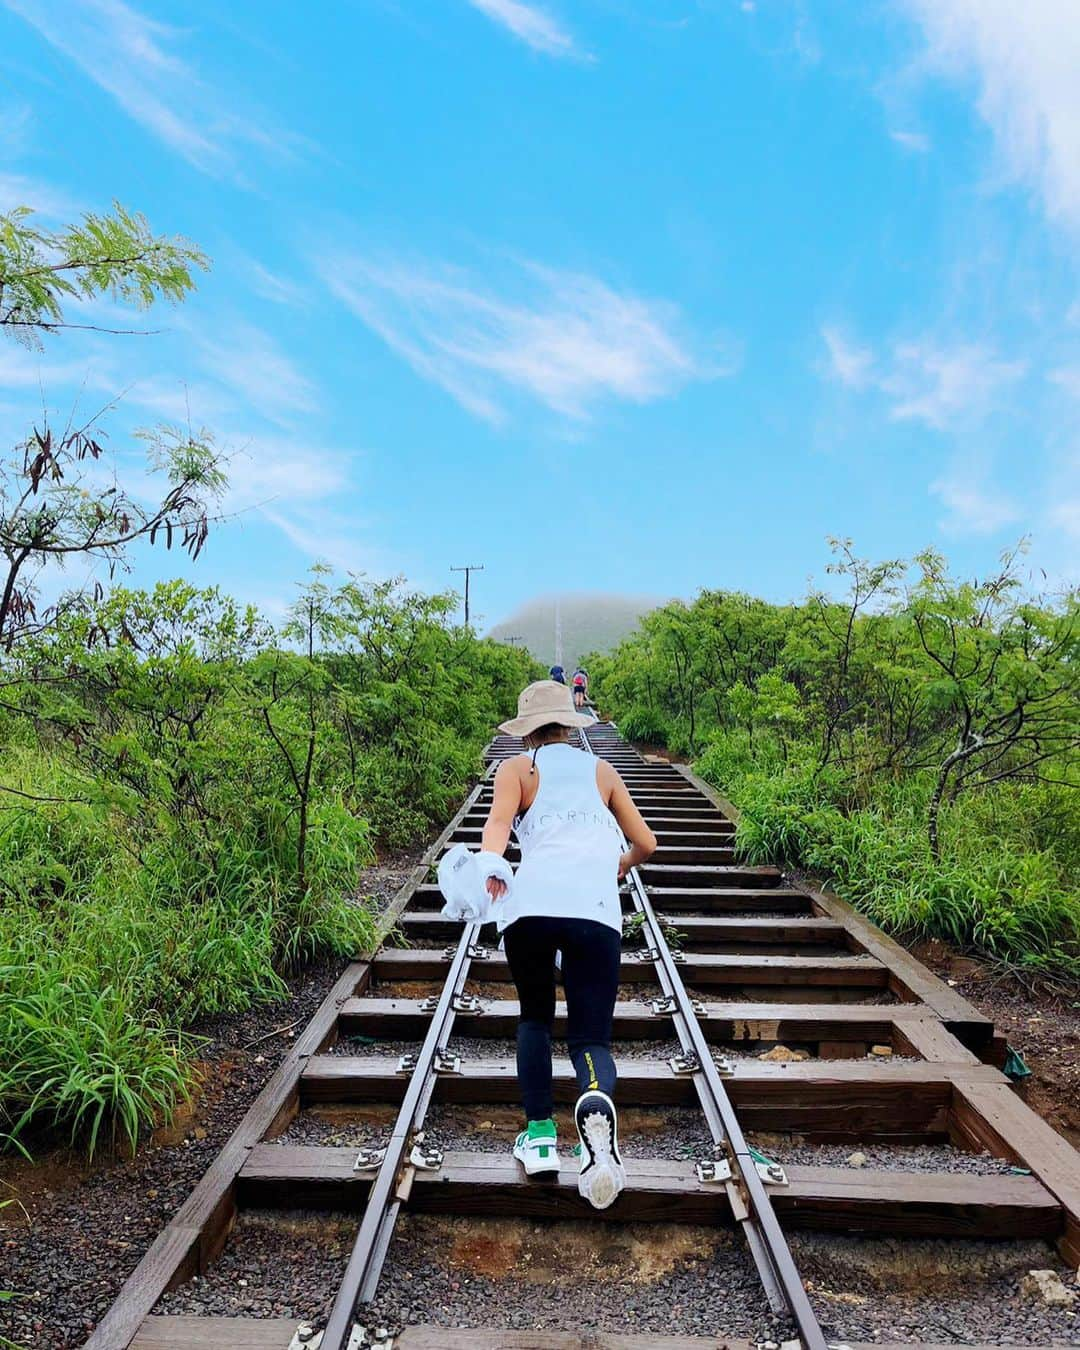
[487,592,666,669]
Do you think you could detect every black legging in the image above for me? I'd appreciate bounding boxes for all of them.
[502,915,622,1121]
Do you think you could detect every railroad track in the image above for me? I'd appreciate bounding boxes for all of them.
[86,723,1080,1350]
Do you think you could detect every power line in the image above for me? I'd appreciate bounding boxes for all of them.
[450,564,484,627]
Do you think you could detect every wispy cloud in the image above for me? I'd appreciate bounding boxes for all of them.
[224,436,376,573]
[883,340,1026,428]
[320,251,720,423]
[0,171,79,218]
[890,129,931,153]
[246,260,309,308]
[1049,364,1080,402]
[903,0,1080,230]
[196,323,318,426]
[821,325,873,390]
[465,0,586,60]
[2,0,305,180]
[930,474,1019,534]
[819,325,1025,428]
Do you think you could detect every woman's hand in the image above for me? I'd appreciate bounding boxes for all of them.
[617,851,634,882]
[486,875,507,902]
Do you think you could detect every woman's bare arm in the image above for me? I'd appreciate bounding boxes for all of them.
[480,757,524,898]
[598,760,657,879]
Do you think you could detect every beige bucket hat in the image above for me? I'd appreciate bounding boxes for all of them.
[498,679,593,737]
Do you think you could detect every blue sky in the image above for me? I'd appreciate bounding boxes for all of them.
[1,0,1078,630]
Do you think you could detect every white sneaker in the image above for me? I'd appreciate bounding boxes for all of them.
[512,1120,560,1176]
[574,1089,625,1210]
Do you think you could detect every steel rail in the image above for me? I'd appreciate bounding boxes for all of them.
[320,918,481,1348]
[582,723,828,1350]
[318,766,498,1349]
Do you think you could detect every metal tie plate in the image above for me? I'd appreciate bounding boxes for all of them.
[352,1146,387,1173]
[451,993,483,1013]
[433,1046,461,1074]
[649,994,678,1015]
[669,1051,701,1076]
[396,1053,417,1074]
[466,943,490,959]
[695,1157,733,1184]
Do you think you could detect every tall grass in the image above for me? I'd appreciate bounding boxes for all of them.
[696,733,1080,983]
[0,752,377,1155]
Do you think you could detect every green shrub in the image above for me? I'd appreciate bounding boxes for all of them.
[697,732,1079,982]
[0,576,539,1152]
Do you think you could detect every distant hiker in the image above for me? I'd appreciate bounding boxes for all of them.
[549,664,566,684]
[572,666,589,710]
[481,680,657,1209]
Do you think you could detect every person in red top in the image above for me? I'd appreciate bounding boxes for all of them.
[571,666,589,710]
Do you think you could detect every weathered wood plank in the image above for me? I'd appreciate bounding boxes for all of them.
[82,1227,203,1350]
[84,961,370,1350]
[893,1017,983,1065]
[238,1145,1059,1239]
[640,864,784,889]
[338,997,916,1044]
[375,945,887,988]
[300,1055,1002,1138]
[951,1080,1080,1264]
[130,1316,296,1349]
[801,884,994,1044]
[397,1333,1031,1350]
[397,1330,752,1349]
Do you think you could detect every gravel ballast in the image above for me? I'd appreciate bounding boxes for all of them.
[155,1210,358,1324]
[793,1232,1078,1346]
[0,957,351,1350]
[365,1214,795,1343]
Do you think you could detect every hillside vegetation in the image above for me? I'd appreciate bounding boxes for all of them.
[590,541,1079,984]
[0,574,536,1154]
[488,592,663,669]
[0,201,539,1156]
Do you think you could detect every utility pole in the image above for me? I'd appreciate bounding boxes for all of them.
[504,635,525,647]
[450,564,484,627]
[554,595,563,668]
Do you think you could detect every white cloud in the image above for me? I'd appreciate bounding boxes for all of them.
[903,0,1080,229]
[1049,496,1080,539]
[883,340,1026,428]
[0,171,79,219]
[821,325,873,389]
[196,323,318,425]
[890,129,931,153]
[820,326,1025,428]
[320,251,717,423]
[247,260,308,308]
[0,344,106,392]
[1049,365,1080,401]
[2,0,304,180]
[465,0,585,60]
[930,475,1019,534]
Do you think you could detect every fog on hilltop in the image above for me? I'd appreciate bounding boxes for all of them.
[487,593,665,669]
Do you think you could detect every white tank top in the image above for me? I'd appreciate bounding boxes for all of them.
[496,742,624,934]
